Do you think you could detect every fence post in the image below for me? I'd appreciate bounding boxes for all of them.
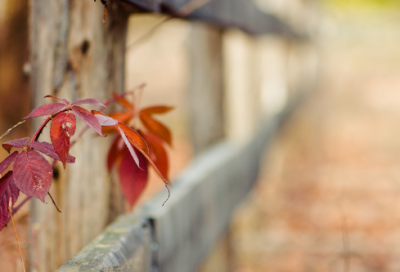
[29,1,129,271]
[188,22,225,154]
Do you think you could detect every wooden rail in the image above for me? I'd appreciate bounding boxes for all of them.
[57,91,308,271]
[122,0,306,39]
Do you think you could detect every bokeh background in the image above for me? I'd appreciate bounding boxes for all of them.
[1,0,400,271]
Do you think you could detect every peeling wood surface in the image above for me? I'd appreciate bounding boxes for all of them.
[121,0,304,39]
[29,1,129,271]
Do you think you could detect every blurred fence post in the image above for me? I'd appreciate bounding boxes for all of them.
[29,1,129,271]
[188,22,225,154]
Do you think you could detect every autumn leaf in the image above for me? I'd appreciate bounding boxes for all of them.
[112,92,134,110]
[71,105,103,136]
[0,171,19,231]
[140,106,173,115]
[93,111,169,185]
[51,111,76,167]
[119,147,148,206]
[143,132,169,181]
[28,141,75,164]
[44,94,70,105]
[107,135,124,172]
[0,151,19,174]
[13,150,52,202]
[24,103,66,119]
[139,113,172,146]
[2,137,30,153]
[71,98,106,107]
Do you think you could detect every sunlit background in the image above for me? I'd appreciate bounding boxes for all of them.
[1,0,400,271]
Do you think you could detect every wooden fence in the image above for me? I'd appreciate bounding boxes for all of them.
[26,0,317,271]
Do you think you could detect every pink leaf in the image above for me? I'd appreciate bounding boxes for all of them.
[0,172,19,231]
[119,148,148,206]
[50,112,76,168]
[28,141,75,163]
[24,103,66,119]
[13,150,52,202]
[72,106,103,136]
[72,98,106,108]
[0,151,18,174]
[44,95,70,105]
[2,137,30,153]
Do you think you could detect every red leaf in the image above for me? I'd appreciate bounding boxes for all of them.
[0,151,18,174]
[72,98,106,108]
[139,113,172,146]
[13,150,52,202]
[107,135,124,172]
[119,147,148,206]
[44,95,70,105]
[2,137,30,153]
[24,103,66,119]
[28,141,75,163]
[50,112,76,167]
[0,172,19,231]
[143,133,169,181]
[72,106,103,136]
[117,123,170,199]
[140,106,173,115]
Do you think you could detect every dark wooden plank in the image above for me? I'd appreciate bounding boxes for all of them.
[120,0,304,39]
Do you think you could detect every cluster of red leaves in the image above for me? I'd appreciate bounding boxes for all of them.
[94,95,173,206]
[0,93,173,232]
[0,96,105,231]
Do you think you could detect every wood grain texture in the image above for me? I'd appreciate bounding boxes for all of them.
[29,1,129,271]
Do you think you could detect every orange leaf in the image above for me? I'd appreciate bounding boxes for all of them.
[112,92,134,110]
[118,123,149,154]
[143,132,169,181]
[109,112,134,124]
[139,113,172,146]
[140,106,173,115]
[102,126,116,135]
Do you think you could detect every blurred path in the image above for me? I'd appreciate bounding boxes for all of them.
[232,12,400,272]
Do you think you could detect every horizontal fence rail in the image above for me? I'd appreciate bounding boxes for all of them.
[121,0,306,39]
[57,91,307,272]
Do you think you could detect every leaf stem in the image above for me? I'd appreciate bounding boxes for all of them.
[31,116,52,142]
[48,192,62,213]
[8,204,26,272]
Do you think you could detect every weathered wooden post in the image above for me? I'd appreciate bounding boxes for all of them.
[29,1,129,271]
[188,22,225,154]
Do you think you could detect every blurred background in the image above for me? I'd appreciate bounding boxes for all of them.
[1,0,400,271]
